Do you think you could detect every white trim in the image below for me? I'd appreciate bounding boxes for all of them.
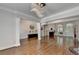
[0,6,39,22]
[37,23,41,40]
[47,16,79,24]
[16,17,21,46]
[0,43,20,50]
[41,6,79,22]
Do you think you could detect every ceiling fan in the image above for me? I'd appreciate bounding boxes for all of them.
[31,3,46,18]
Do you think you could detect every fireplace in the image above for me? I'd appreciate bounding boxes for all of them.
[28,34,38,38]
[49,31,54,38]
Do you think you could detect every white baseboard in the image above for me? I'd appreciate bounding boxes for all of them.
[0,43,20,50]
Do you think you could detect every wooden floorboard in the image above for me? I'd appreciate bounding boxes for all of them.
[0,37,74,55]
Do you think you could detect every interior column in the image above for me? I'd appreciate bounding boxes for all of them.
[37,23,41,40]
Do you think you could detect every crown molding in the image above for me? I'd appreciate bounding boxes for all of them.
[0,6,39,22]
[41,6,79,23]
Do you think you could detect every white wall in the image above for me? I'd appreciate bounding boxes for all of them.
[41,16,79,42]
[41,24,55,37]
[0,10,20,50]
[20,19,37,39]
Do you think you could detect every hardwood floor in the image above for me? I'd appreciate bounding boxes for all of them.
[0,37,74,55]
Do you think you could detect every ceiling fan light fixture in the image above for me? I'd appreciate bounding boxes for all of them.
[40,3,46,8]
[31,3,46,18]
[31,8,44,17]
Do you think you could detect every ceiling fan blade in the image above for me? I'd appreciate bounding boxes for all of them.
[31,8,44,17]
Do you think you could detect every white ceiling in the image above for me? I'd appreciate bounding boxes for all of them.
[0,3,79,22]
